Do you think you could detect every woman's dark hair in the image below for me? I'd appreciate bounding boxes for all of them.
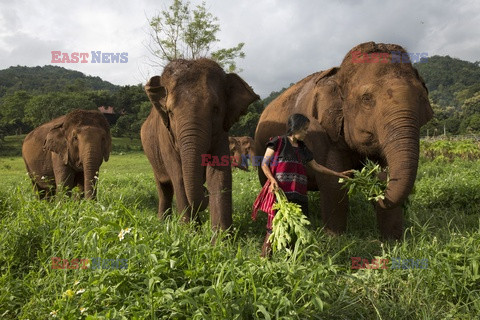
[286,113,310,135]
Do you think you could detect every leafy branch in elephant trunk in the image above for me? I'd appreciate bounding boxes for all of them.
[269,189,311,254]
[338,159,388,202]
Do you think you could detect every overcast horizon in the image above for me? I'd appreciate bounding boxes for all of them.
[1,0,479,98]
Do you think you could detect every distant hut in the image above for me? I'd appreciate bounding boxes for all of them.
[98,106,121,126]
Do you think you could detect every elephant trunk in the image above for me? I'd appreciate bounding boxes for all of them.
[379,116,420,209]
[179,131,209,213]
[82,147,102,199]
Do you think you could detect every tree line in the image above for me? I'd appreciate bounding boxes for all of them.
[1,55,479,144]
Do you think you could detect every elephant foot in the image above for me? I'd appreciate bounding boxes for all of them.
[375,204,403,240]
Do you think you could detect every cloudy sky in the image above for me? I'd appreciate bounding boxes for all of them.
[1,0,479,98]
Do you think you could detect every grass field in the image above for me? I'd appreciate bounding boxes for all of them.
[0,138,479,319]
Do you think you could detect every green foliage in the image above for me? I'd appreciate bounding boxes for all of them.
[339,159,387,201]
[414,56,480,135]
[415,56,480,108]
[421,139,480,161]
[270,189,311,254]
[111,115,141,139]
[414,159,480,212]
[113,84,148,115]
[147,0,245,72]
[0,154,480,318]
[211,43,245,73]
[23,92,97,128]
[229,101,263,137]
[0,65,118,98]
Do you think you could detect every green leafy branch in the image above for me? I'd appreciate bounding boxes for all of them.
[269,189,311,254]
[339,159,387,202]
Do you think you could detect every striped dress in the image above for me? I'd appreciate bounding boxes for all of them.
[266,135,313,229]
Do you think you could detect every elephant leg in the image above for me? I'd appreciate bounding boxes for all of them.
[73,173,85,199]
[51,154,75,196]
[153,162,187,221]
[161,161,190,223]
[206,164,232,230]
[154,178,174,219]
[375,204,403,240]
[206,137,233,231]
[318,148,352,235]
[319,175,349,234]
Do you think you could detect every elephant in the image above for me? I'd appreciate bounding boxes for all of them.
[229,137,248,171]
[254,42,433,239]
[141,58,259,230]
[230,136,256,170]
[22,109,112,199]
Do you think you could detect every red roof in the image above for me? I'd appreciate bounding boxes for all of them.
[98,106,115,114]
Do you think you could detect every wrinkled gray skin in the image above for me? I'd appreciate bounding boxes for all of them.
[141,58,259,230]
[254,42,433,239]
[22,109,111,199]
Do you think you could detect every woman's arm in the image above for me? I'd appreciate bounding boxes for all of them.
[307,160,354,179]
[261,147,279,192]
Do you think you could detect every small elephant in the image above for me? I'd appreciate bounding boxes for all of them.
[22,109,112,199]
[141,58,259,230]
[229,137,248,171]
[230,136,256,170]
[254,42,433,239]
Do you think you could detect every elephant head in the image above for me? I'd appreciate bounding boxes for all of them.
[43,109,111,198]
[318,42,433,209]
[145,59,259,212]
[229,137,248,171]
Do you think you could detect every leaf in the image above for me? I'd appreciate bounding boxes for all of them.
[270,189,311,253]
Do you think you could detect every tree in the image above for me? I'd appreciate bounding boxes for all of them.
[146,0,245,72]
[23,92,96,128]
[460,92,480,118]
[0,91,33,134]
[113,85,149,115]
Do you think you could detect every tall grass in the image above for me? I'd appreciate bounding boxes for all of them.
[0,154,479,319]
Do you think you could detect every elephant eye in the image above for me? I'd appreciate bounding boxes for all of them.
[362,93,372,101]
[361,93,375,107]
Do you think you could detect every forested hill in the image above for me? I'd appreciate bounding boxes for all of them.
[1,56,479,138]
[414,55,480,108]
[0,65,119,98]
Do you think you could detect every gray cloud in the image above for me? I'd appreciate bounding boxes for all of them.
[0,0,478,98]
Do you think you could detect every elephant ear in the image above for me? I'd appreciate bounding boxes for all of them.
[44,123,68,165]
[145,76,169,129]
[413,68,434,127]
[223,73,260,131]
[314,68,344,142]
[103,134,112,162]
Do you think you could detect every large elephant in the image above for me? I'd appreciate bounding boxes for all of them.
[141,58,259,230]
[22,109,111,199]
[254,42,433,239]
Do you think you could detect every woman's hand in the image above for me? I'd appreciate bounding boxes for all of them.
[268,178,279,193]
[337,169,355,180]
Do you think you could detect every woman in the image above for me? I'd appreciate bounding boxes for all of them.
[259,113,353,257]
